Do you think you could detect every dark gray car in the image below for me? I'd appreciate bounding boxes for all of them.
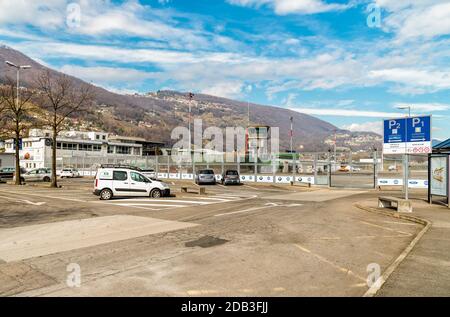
[221,170,240,185]
[195,169,216,185]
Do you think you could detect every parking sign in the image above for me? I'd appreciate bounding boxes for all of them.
[406,116,431,154]
[383,115,431,154]
[383,118,407,154]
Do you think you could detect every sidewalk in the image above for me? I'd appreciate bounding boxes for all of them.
[362,197,450,296]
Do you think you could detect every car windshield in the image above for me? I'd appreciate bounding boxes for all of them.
[200,170,214,175]
[226,171,238,175]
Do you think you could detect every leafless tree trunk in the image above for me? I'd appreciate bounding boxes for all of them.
[34,70,94,188]
[0,79,37,185]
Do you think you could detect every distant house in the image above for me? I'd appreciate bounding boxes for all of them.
[3,129,165,170]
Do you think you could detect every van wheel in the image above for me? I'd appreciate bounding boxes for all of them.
[100,189,113,200]
[43,176,50,182]
[150,189,161,198]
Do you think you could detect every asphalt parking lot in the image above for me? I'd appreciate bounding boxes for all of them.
[0,178,424,296]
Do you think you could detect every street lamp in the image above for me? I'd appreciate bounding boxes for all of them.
[396,105,411,117]
[5,61,32,108]
[5,61,31,185]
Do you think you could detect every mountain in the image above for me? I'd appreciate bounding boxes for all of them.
[0,45,381,151]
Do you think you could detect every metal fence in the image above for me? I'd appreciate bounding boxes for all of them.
[55,152,429,189]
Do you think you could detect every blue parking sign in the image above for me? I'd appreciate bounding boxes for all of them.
[383,115,432,154]
[384,118,406,144]
[406,116,431,143]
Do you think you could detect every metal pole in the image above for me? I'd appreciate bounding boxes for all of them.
[290,116,293,154]
[405,154,409,200]
[16,69,20,108]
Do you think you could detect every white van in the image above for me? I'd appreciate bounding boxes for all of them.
[93,167,170,200]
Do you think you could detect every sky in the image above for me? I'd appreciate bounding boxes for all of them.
[0,0,449,139]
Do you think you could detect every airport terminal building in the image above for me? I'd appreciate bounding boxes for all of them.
[3,129,164,170]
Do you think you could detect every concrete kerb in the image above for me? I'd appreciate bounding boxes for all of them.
[354,202,432,297]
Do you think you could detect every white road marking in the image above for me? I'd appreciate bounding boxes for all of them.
[0,195,46,206]
[215,205,274,217]
[107,199,211,205]
[114,203,185,208]
[294,244,366,282]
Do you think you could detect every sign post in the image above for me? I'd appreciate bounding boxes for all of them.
[383,115,431,200]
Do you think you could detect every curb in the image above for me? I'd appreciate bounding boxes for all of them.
[354,203,432,297]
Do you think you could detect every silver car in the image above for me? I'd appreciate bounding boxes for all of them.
[17,168,52,182]
[195,169,216,185]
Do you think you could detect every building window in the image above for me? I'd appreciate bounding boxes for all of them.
[79,144,93,151]
[116,146,131,155]
[93,144,101,152]
[133,148,141,155]
[107,146,115,154]
[57,142,62,149]
[102,135,106,140]
[96,135,100,140]
[62,143,78,151]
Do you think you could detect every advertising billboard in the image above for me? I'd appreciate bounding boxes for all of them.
[430,156,448,197]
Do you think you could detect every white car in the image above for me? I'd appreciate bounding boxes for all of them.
[15,168,52,182]
[93,167,171,200]
[60,168,81,178]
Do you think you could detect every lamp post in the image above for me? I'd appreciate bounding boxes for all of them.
[5,61,31,109]
[5,61,32,185]
[396,105,412,200]
[290,116,294,154]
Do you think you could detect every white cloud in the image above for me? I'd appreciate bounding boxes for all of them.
[227,0,350,15]
[376,0,450,40]
[393,102,450,112]
[59,65,157,84]
[369,68,450,94]
[342,121,382,134]
[290,107,405,118]
[201,81,246,98]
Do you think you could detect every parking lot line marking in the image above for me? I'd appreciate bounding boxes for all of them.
[113,203,184,208]
[294,244,366,283]
[194,197,231,201]
[0,190,88,203]
[360,221,412,236]
[107,199,211,205]
[0,195,46,206]
[214,205,273,217]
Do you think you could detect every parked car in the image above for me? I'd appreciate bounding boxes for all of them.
[0,167,27,179]
[14,168,52,182]
[60,168,81,178]
[221,170,240,185]
[388,165,398,172]
[93,167,171,200]
[141,169,157,180]
[195,169,216,185]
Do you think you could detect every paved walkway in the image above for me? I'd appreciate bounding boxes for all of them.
[363,197,450,296]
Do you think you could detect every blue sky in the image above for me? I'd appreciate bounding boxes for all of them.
[1,0,450,139]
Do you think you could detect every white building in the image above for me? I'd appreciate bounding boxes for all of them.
[4,129,144,170]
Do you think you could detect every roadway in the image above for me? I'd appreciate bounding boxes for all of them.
[0,179,423,296]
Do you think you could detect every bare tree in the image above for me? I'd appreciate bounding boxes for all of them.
[34,70,94,188]
[0,79,38,185]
